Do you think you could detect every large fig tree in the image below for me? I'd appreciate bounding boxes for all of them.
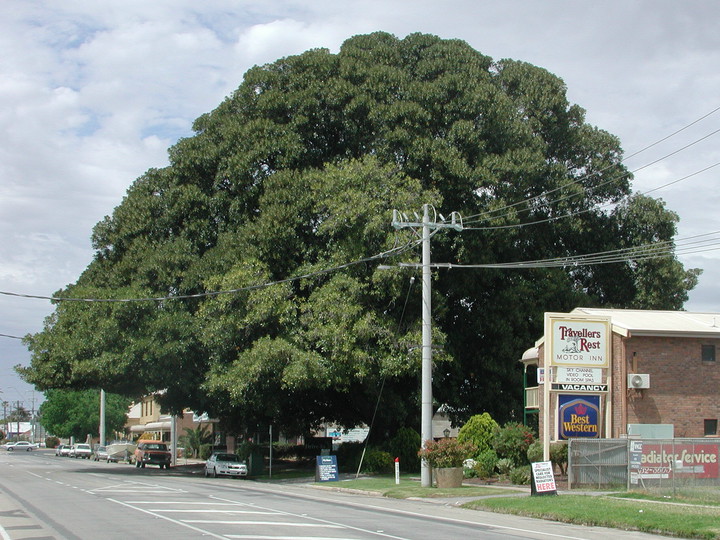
[22,32,698,437]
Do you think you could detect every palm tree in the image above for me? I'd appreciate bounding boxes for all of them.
[179,425,213,458]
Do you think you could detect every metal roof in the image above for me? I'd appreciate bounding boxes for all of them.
[571,307,720,338]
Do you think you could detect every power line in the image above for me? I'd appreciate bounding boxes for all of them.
[461,121,720,228]
[0,239,421,304]
[399,231,720,270]
[463,160,720,231]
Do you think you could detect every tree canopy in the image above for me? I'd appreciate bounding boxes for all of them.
[38,389,131,440]
[21,32,699,438]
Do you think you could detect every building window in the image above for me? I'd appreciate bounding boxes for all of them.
[704,419,718,436]
[701,344,715,363]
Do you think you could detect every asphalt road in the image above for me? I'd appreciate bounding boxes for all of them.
[0,449,669,540]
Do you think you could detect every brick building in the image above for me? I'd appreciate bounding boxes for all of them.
[522,308,720,441]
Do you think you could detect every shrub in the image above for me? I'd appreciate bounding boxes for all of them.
[457,413,499,455]
[526,440,568,475]
[491,422,535,467]
[199,444,212,460]
[463,459,478,478]
[361,448,393,474]
[333,441,365,472]
[496,457,514,476]
[473,448,499,478]
[236,440,259,462]
[526,440,543,463]
[386,427,421,472]
[550,441,568,475]
[509,465,532,485]
[418,438,477,469]
[45,436,60,449]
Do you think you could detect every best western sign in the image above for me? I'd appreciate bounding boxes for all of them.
[547,315,610,368]
[558,395,601,439]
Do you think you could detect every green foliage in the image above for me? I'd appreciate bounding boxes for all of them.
[550,441,568,475]
[38,389,131,440]
[235,440,259,462]
[361,448,394,474]
[45,436,60,448]
[386,427,421,472]
[179,425,213,458]
[199,444,212,460]
[20,32,699,437]
[418,438,477,468]
[458,413,499,455]
[509,465,532,485]
[473,448,500,478]
[333,442,365,472]
[526,440,568,475]
[496,458,514,476]
[492,422,535,467]
[526,440,543,463]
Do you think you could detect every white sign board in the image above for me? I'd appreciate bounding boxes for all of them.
[557,367,603,384]
[547,315,610,368]
[531,461,557,495]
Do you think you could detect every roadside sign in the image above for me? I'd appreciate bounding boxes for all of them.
[315,455,339,482]
[531,461,557,496]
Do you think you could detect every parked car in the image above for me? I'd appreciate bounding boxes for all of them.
[70,443,92,459]
[204,453,248,478]
[55,444,67,456]
[59,445,72,457]
[134,440,171,469]
[93,445,108,461]
[5,441,39,451]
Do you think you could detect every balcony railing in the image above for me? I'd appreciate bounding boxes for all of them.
[525,386,539,409]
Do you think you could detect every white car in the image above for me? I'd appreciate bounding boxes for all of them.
[5,441,39,451]
[204,453,248,478]
[70,443,92,459]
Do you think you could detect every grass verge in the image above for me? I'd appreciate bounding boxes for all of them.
[465,495,720,539]
[314,475,523,499]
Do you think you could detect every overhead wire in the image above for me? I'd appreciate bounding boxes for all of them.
[460,108,720,228]
[420,231,720,270]
[0,237,422,304]
[462,160,720,231]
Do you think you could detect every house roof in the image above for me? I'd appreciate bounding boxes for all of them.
[571,308,720,338]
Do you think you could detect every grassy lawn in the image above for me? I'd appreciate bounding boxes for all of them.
[309,475,720,539]
[466,494,720,539]
[314,474,523,499]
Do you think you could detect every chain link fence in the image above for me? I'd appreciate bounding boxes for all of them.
[569,438,720,498]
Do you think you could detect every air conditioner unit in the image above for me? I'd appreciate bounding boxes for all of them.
[627,373,650,389]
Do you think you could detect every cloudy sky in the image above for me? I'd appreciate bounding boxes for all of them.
[2,1,719,407]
